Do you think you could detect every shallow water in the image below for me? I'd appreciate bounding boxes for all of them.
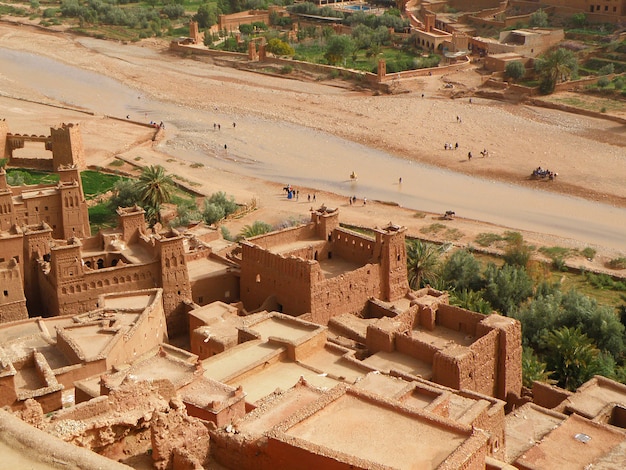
[1,45,625,251]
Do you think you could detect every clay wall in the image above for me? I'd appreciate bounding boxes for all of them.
[53,360,107,390]
[240,243,315,314]
[218,10,271,32]
[436,303,484,336]
[469,329,499,397]
[310,264,381,325]
[0,373,17,407]
[0,188,17,232]
[50,123,86,169]
[365,324,395,353]
[190,270,239,306]
[246,223,319,250]
[432,351,463,390]
[395,331,439,364]
[0,262,28,323]
[543,0,626,16]
[0,231,23,262]
[532,381,572,409]
[103,291,168,367]
[331,228,374,265]
[38,260,159,317]
[158,234,193,336]
[479,315,522,400]
[448,0,502,10]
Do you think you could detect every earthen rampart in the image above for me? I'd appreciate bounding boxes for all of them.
[240,242,316,314]
[310,263,381,325]
[332,228,375,265]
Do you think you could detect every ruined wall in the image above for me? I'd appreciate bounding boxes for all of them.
[310,264,381,325]
[240,243,315,315]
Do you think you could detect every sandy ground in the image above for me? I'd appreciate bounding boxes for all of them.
[0,21,625,272]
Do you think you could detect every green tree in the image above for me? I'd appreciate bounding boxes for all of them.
[505,61,525,81]
[406,239,448,289]
[109,179,140,209]
[529,8,548,28]
[239,220,273,239]
[522,347,554,388]
[194,3,217,29]
[543,326,604,390]
[266,38,295,57]
[440,249,483,292]
[449,289,492,315]
[136,165,174,224]
[535,48,578,94]
[483,263,533,315]
[571,12,587,28]
[324,34,355,65]
[202,202,225,225]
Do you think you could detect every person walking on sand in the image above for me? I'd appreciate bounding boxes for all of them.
[468,152,472,161]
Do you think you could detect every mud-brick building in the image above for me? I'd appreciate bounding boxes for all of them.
[0,167,90,240]
[0,119,86,170]
[0,258,28,322]
[0,289,168,413]
[33,206,237,337]
[238,206,409,325]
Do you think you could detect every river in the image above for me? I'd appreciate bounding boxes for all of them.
[1,44,625,251]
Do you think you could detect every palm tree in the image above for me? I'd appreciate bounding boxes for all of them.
[535,48,578,94]
[543,326,601,391]
[135,165,174,224]
[406,239,449,290]
[238,221,273,240]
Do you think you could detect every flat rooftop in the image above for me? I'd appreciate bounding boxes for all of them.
[362,350,432,379]
[564,378,626,418]
[285,393,468,468]
[227,360,340,404]
[505,403,565,463]
[238,385,323,438]
[411,323,475,354]
[264,237,323,256]
[248,316,319,342]
[318,256,363,279]
[514,414,626,469]
[187,256,231,281]
[202,340,285,383]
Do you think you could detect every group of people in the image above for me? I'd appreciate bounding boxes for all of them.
[348,195,366,205]
[444,142,459,150]
[531,166,558,180]
[283,185,300,200]
[467,148,489,161]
